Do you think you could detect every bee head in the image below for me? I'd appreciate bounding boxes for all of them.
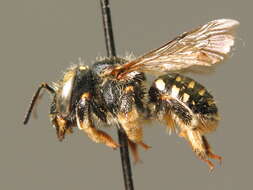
[23,65,92,141]
[49,65,93,140]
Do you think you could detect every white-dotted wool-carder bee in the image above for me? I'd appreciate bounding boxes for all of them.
[24,19,239,170]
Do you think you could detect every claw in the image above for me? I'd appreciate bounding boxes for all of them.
[203,159,215,172]
[138,142,151,150]
[208,151,222,166]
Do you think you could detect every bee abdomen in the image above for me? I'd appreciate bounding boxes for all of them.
[149,74,219,129]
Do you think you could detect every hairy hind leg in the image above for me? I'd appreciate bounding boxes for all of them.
[180,129,222,171]
[202,136,222,165]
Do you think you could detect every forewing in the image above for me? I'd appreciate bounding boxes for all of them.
[117,19,239,78]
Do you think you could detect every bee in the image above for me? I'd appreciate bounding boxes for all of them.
[24,19,239,170]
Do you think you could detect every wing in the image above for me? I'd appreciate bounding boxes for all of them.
[114,19,239,78]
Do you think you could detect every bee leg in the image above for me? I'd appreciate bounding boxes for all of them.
[76,93,119,149]
[127,139,141,164]
[117,85,151,150]
[180,129,221,171]
[118,112,150,150]
[202,136,222,165]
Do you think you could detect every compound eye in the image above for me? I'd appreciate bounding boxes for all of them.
[56,70,76,117]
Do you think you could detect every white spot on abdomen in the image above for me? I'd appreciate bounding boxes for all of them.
[171,85,180,98]
[155,79,166,91]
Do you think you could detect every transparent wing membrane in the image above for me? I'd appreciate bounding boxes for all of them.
[116,19,239,78]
